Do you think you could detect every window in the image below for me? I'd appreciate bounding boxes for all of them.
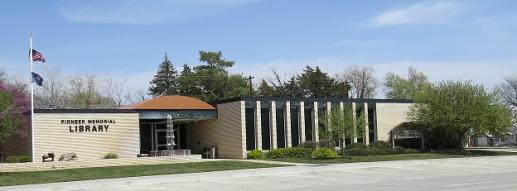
[276,108,285,148]
[245,108,255,151]
[291,108,299,147]
[261,108,271,150]
[305,109,312,141]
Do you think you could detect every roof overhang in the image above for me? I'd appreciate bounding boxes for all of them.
[137,109,217,120]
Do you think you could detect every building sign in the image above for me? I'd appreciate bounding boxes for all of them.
[61,120,116,133]
[393,130,422,139]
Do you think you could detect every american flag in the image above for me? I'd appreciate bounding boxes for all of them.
[31,49,45,63]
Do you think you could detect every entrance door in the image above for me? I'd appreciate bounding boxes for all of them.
[155,129,168,150]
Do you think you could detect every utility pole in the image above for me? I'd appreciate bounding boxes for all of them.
[248,76,254,96]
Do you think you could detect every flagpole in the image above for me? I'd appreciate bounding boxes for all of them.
[29,33,35,163]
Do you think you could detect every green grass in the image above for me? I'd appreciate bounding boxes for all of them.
[0,161,285,187]
[272,150,517,164]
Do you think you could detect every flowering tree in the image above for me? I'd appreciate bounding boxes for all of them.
[0,80,30,143]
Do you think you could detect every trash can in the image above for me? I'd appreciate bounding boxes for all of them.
[210,146,216,159]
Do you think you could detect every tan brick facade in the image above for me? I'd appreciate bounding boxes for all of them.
[375,103,412,142]
[33,113,140,160]
[187,101,246,159]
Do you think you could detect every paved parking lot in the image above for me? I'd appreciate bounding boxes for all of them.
[3,156,517,191]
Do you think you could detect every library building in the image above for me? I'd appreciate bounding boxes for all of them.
[1,96,413,160]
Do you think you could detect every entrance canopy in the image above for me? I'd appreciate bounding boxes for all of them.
[119,96,217,120]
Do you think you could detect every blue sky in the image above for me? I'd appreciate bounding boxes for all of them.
[1,0,516,97]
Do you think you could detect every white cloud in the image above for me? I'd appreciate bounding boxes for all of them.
[58,0,260,24]
[370,1,468,27]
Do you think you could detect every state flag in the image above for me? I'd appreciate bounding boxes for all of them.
[31,72,43,86]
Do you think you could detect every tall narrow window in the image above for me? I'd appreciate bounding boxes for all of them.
[245,108,255,151]
[276,108,285,148]
[291,108,299,147]
[305,109,312,141]
[368,108,375,144]
[261,108,271,150]
[180,123,187,149]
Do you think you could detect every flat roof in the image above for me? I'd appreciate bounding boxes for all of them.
[212,96,413,104]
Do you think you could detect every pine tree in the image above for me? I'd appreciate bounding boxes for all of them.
[178,64,200,97]
[258,79,275,96]
[148,53,179,97]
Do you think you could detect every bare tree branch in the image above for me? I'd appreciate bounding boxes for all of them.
[338,65,379,98]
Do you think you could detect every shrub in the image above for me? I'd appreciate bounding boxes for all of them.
[265,148,313,159]
[318,140,336,148]
[345,143,367,150]
[300,141,336,149]
[17,155,31,163]
[103,153,118,159]
[405,149,419,154]
[247,150,263,159]
[346,148,368,156]
[5,156,18,163]
[300,141,318,149]
[370,141,391,149]
[283,148,313,158]
[312,148,338,159]
[391,146,408,154]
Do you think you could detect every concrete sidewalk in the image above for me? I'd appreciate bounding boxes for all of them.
[3,155,517,191]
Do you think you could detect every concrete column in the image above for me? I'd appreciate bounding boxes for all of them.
[270,101,277,149]
[299,101,306,143]
[326,101,332,132]
[284,101,292,147]
[339,102,344,148]
[352,102,357,143]
[255,101,262,150]
[313,101,319,142]
[364,102,369,145]
[240,101,247,158]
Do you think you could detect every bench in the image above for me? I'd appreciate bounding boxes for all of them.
[42,153,55,162]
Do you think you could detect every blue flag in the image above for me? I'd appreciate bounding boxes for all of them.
[31,72,43,86]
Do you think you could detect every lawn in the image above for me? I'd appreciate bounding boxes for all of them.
[272,150,517,164]
[0,161,285,187]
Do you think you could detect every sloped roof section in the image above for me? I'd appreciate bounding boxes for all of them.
[119,96,215,110]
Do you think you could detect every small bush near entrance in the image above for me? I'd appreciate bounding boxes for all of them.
[3,155,31,163]
[312,148,338,159]
[5,156,18,163]
[104,153,119,159]
[265,148,313,159]
[17,155,31,163]
[247,150,263,159]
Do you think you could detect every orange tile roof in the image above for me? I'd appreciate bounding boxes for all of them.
[119,96,215,110]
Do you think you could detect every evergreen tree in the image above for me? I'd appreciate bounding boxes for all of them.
[192,51,248,101]
[258,79,275,96]
[298,66,348,98]
[178,64,200,97]
[148,53,179,97]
